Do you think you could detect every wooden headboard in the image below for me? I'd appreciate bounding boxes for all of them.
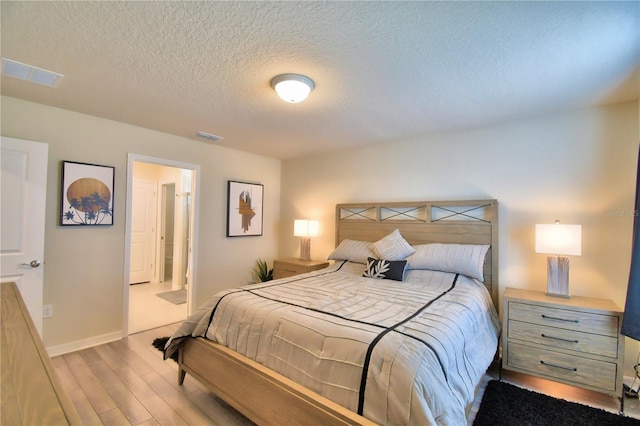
[335,200,499,309]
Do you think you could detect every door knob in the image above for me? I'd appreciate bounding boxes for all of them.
[22,260,41,268]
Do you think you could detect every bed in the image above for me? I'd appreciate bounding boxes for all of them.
[165,200,500,425]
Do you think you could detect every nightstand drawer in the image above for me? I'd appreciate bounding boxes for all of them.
[508,302,618,337]
[273,258,329,280]
[507,342,617,391]
[275,264,307,278]
[503,288,624,397]
[508,320,618,358]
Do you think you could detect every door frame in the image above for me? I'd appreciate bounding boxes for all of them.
[122,154,200,337]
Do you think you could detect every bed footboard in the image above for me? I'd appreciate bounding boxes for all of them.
[178,337,376,426]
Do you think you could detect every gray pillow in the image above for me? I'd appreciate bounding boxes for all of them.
[328,239,377,264]
[370,229,416,261]
[406,243,490,281]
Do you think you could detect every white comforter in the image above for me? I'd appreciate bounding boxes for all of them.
[165,261,500,425]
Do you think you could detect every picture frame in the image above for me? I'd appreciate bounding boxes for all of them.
[227,180,263,237]
[60,161,115,226]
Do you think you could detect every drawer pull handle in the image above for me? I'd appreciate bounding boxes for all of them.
[541,333,579,344]
[541,314,578,323]
[540,360,577,372]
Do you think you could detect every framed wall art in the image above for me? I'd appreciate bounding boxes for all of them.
[227,180,263,237]
[60,161,115,226]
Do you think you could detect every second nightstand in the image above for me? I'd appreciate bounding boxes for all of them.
[502,287,624,401]
[273,258,329,280]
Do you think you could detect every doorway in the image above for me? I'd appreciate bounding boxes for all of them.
[160,183,175,283]
[123,155,200,336]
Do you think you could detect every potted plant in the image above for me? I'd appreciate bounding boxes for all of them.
[251,259,273,283]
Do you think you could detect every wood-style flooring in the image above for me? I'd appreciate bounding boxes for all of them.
[52,323,640,425]
[52,323,252,426]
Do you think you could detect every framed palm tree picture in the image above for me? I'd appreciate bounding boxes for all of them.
[60,161,115,226]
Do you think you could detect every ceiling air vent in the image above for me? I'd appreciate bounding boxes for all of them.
[1,57,64,87]
[195,131,224,142]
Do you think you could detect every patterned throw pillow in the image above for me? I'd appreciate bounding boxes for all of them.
[363,257,407,281]
[370,229,416,261]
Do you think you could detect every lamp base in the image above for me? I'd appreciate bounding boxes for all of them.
[299,237,311,261]
[545,292,571,299]
[546,255,571,298]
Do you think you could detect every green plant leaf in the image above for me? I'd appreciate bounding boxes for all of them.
[251,259,273,283]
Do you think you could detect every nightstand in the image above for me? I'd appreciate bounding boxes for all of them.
[502,288,624,402]
[273,258,329,280]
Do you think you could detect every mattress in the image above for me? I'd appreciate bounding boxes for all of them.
[165,261,500,425]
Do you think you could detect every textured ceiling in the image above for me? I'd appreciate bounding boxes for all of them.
[1,1,638,159]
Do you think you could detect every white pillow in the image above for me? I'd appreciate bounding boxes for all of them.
[406,243,490,281]
[370,229,416,261]
[328,239,377,264]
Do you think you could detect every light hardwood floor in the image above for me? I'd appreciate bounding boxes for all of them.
[52,323,640,425]
[52,324,252,426]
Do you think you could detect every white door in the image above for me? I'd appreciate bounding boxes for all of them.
[1,136,48,337]
[129,180,156,284]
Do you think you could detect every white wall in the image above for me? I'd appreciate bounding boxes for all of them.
[1,96,281,349]
[280,101,640,375]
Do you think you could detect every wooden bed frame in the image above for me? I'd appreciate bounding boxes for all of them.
[334,200,499,307]
[178,199,499,425]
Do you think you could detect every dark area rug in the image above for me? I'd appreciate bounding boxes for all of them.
[474,380,639,426]
[152,336,178,362]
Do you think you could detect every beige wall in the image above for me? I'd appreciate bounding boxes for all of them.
[1,96,281,349]
[280,101,640,375]
[3,94,638,376]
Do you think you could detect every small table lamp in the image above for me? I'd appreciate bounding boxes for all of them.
[294,219,319,261]
[535,221,582,298]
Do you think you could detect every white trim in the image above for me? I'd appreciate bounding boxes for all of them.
[46,330,122,357]
[624,374,639,388]
[123,154,200,338]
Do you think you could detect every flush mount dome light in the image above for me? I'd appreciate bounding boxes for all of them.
[270,73,315,103]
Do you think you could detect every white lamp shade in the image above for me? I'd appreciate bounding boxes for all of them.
[271,74,315,103]
[294,219,319,237]
[535,223,582,256]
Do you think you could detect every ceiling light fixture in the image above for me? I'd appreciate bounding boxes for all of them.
[270,74,315,103]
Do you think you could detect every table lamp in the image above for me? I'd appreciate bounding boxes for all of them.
[294,219,319,261]
[535,220,582,298]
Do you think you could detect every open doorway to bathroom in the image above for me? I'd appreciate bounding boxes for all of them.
[124,155,199,335]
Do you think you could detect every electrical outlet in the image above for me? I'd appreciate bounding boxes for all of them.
[43,304,53,318]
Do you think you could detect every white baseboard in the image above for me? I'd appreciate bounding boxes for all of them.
[625,375,635,387]
[46,330,123,357]
[625,375,640,393]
